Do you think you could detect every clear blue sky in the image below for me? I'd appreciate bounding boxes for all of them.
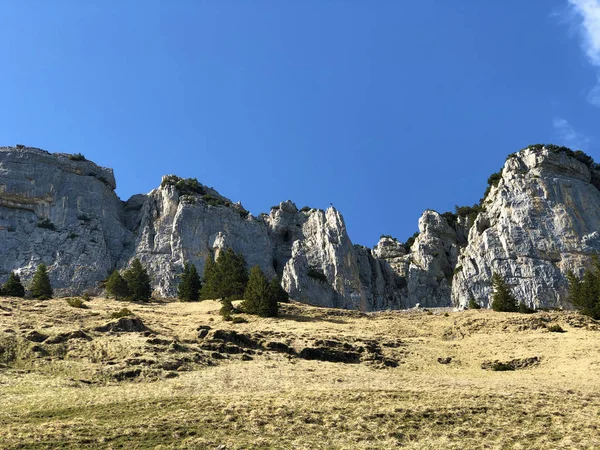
[1,1,599,246]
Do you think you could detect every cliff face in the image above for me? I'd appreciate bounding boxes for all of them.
[3,145,600,311]
[0,147,130,294]
[451,147,600,309]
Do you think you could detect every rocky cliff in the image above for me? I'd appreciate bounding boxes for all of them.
[452,146,600,309]
[3,144,600,311]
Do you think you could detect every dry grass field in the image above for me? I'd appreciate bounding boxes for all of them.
[0,296,599,449]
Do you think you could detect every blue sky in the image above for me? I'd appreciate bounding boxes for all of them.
[1,1,600,246]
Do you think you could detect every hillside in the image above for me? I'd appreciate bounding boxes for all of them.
[1,296,599,449]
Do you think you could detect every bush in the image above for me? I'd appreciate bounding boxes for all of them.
[161,175,207,196]
[232,316,248,324]
[404,232,419,253]
[177,262,202,302]
[37,218,56,231]
[547,324,565,333]
[31,264,53,300]
[518,303,535,314]
[468,296,481,309]
[490,273,518,312]
[123,259,152,302]
[110,308,133,319]
[68,153,86,161]
[66,297,86,308]
[2,272,25,297]
[105,269,130,300]
[220,297,234,317]
[202,194,228,208]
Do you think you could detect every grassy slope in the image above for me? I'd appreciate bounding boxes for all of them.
[0,297,599,449]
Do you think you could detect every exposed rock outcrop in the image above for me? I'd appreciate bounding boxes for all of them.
[4,144,600,311]
[452,146,600,309]
[0,146,130,294]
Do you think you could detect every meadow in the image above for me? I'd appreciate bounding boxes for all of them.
[0,297,599,449]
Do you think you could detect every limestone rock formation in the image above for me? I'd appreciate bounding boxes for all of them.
[452,146,600,309]
[0,146,130,294]
[3,144,600,312]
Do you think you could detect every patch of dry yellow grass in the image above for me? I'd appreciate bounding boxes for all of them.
[0,296,599,449]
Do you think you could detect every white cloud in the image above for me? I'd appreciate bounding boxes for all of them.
[568,0,600,105]
[553,117,590,148]
[568,0,600,66]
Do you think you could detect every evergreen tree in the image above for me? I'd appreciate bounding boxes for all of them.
[220,297,234,318]
[105,269,130,300]
[490,272,518,312]
[200,255,218,300]
[269,276,289,304]
[3,272,25,297]
[200,249,248,300]
[123,258,152,302]
[215,248,248,300]
[468,295,481,309]
[31,264,53,300]
[242,266,279,317]
[567,266,600,319]
[177,262,202,301]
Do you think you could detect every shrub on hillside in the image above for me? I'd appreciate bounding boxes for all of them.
[2,272,25,297]
[123,259,152,302]
[68,153,86,161]
[37,218,56,231]
[110,308,133,319]
[177,261,202,302]
[31,264,53,300]
[241,266,279,317]
[567,256,600,319]
[490,273,518,312]
[105,269,130,301]
[66,297,86,309]
[468,296,481,310]
[200,249,248,301]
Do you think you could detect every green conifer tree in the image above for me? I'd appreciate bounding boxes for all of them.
[31,264,53,300]
[177,262,202,301]
[490,272,518,312]
[242,266,279,317]
[3,272,25,297]
[568,266,600,319]
[468,295,481,309]
[215,248,248,300]
[269,276,288,304]
[123,258,152,302]
[200,255,218,300]
[105,269,130,300]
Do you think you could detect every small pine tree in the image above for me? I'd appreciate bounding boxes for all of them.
[242,266,279,317]
[177,262,202,302]
[468,296,481,309]
[200,249,248,300]
[105,269,129,300]
[123,258,152,302]
[200,255,218,300]
[490,272,518,312]
[215,248,248,300]
[567,266,600,319]
[31,264,53,300]
[3,272,25,297]
[269,276,289,304]
[220,297,234,318]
